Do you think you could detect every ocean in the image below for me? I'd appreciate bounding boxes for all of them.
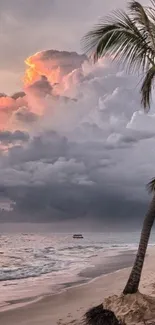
[0,231,154,310]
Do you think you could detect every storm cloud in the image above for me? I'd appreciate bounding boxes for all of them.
[0,51,154,227]
[0,0,154,227]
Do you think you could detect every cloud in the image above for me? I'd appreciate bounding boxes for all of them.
[24,50,87,88]
[27,76,53,96]
[0,130,29,144]
[0,93,28,129]
[0,50,154,227]
[11,91,25,100]
[0,0,147,95]
[0,50,88,129]
[14,107,38,123]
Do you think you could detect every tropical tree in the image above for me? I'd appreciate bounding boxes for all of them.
[123,179,155,294]
[82,0,155,295]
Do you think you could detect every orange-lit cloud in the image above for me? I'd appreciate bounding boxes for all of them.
[0,96,23,130]
[0,49,87,131]
[24,61,40,86]
[24,51,61,87]
[24,50,87,88]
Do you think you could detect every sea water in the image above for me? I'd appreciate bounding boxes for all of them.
[0,231,154,309]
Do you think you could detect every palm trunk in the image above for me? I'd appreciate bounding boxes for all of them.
[123,194,155,295]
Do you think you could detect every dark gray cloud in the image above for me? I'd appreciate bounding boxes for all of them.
[11,92,25,100]
[0,130,29,144]
[7,131,69,165]
[28,76,53,96]
[0,124,152,225]
[14,107,38,123]
[0,183,148,229]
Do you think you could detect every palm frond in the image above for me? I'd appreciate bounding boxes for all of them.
[82,0,155,110]
[129,1,150,26]
[147,178,155,193]
[141,65,155,108]
[82,9,154,73]
[148,0,155,14]
[129,1,155,54]
[145,7,155,52]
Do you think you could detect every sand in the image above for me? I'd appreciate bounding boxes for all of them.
[0,247,155,325]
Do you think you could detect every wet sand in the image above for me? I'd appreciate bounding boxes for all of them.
[0,247,154,325]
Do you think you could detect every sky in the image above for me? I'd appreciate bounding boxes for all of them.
[0,0,146,94]
[0,0,153,229]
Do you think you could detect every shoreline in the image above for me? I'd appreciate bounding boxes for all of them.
[0,267,133,325]
[0,249,136,313]
[0,247,154,325]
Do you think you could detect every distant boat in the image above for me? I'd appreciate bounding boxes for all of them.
[73,234,83,239]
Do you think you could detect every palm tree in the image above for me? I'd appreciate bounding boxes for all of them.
[123,179,155,294]
[82,0,155,295]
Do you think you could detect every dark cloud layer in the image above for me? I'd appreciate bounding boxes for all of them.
[0,130,29,144]
[0,124,152,226]
[0,184,148,229]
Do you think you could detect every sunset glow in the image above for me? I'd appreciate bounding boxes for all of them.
[24,56,41,86]
[24,53,61,87]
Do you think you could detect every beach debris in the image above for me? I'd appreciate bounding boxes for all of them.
[84,303,123,325]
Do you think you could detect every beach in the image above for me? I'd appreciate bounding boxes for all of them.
[0,246,155,325]
[0,231,139,309]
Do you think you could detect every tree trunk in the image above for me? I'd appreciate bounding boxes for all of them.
[123,195,155,295]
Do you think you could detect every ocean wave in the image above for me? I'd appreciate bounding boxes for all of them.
[59,245,104,251]
[0,232,153,282]
[0,261,66,281]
